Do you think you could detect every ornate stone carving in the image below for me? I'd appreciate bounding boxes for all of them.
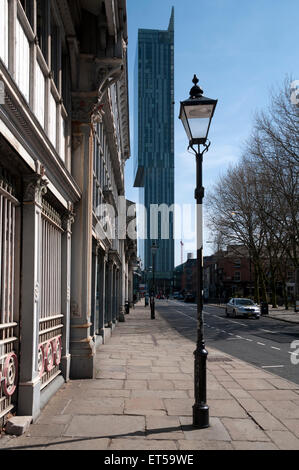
[62,201,76,232]
[23,174,48,204]
[71,93,99,124]
[34,282,40,303]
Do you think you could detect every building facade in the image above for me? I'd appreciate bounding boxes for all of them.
[0,0,135,425]
[204,246,254,302]
[134,8,175,292]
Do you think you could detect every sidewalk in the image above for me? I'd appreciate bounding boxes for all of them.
[1,302,299,450]
[208,303,299,324]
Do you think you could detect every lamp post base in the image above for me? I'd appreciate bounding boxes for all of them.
[193,345,209,428]
[193,404,209,428]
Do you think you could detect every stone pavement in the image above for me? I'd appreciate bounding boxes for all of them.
[208,303,299,324]
[1,302,299,451]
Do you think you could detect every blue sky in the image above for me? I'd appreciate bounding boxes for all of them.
[124,0,299,266]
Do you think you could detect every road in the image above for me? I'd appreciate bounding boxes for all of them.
[156,300,299,385]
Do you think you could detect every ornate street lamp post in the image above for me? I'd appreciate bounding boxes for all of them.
[179,75,217,428]
[150,242,158,319]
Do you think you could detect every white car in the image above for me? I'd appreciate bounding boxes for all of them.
[226,298,260,319]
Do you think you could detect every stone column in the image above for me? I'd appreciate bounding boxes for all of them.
[18,169,47,420]
[106,259,113,328]
[97,250,106,338]
[116,269,120,321]
[90,240,98,340]
[112,264,117,324]
[119,241,126,322]
[60,202,75,381]
[69,107,95,379]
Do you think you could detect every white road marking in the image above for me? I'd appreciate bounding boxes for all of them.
[230,321,247,327]
[261,329,277,334]
[271,346,281,351]
[245,338,253,342]
[175,310,197,322]
[257,342,266,346]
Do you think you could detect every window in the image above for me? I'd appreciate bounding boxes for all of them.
[15,17,30,101]
[35,61,45,126]
[37,0,48,61]
[51,17,60,88]
[59,114,66,162]
[49,93,57,148]
[19,0,33,27]
[233,271,241,282]
[0,0,9,66]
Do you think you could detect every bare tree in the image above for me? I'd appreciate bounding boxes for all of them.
[207,77,299,308]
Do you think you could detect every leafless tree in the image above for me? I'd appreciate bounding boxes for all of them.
[207,77,299,307]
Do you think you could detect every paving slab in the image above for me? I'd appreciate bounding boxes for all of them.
[180,417,231,441]
[164,398,194,416]
[249,411,287,431]
[233,379,276,390]
[63,397,124,415]
[178,440,234,450]
[232,441,279,450]
[25,424,67,438]
[208,399,248,418]
[64,415,145,439]
[46,437,110,450]
[265,430,299,450]
[261,400,299,420]
[131,390,189,399]
[248,390,299,401]
[109,438,178,450]
[236,398,266,412]
[146,416,184,440]
[283,419,299,438]
[221,418,270,442]
[1,436,55,450]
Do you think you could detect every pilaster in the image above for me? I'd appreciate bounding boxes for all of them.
[69,113,95,380]
[18,167,47,420]
[60,202,75,381]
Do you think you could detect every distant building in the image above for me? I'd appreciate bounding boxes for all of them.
[204,245,254,302]
[173,257,197,298]
[134,8,175,293]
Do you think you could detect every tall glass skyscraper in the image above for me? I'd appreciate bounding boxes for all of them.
[134,8,174,291]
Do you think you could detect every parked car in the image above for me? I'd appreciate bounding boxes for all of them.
[226,298,260,319]
[184,293,195,303]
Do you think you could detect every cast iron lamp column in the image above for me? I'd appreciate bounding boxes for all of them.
[179,75,217,428]
[150,242,158,319]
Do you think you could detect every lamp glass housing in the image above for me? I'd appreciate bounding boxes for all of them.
[179,96,217,145]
